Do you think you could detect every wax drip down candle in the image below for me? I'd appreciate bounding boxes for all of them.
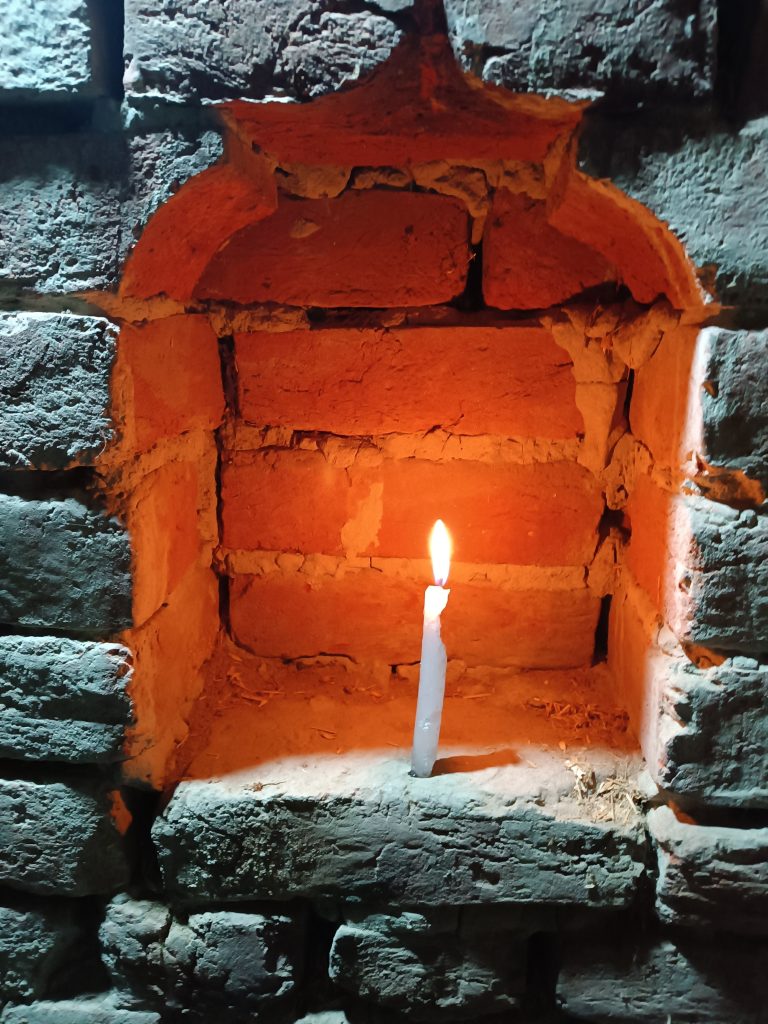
[410,519,452,778]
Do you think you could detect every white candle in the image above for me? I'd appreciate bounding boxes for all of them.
[410,519,451,778]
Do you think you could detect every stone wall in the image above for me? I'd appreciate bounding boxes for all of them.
[0,2,767,1023]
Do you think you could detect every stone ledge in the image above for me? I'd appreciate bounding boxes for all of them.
[0,636,132,764]
[153,751,647,907]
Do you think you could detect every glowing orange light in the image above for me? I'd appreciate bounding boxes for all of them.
[429,519,452,586]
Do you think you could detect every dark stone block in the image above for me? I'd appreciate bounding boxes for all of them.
[0,128,221,296]
[559,932,768,1022]
[0,314,118,470]
[0,495,132,634]
[652,655,768,807]
[0,775,130,896]
[698,327,768,493]
[329,907,524,1020]
[649,806,768,934]
[123,0,407,104]
[445,0,716,105]
[100,895,304,1019]
[0,636,132,763]
[580,114,768,311]
[0,0,106,103]
[0,895,82,1002]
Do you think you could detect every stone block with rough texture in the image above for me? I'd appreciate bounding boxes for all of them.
[648,806,768,934]
[626,482,768,652]
[100,895,304,1017]
[123,0,407,103]
[0,495,132,633]
[0,1000,159,1024]
[581,114,768,310]
[0,129,221,296]
[558,933,767,1023]
[0,0,105,102]
[651,655,768,807]
[679,499,768,652]
[696,327,768,492]
[0,776,129,896]
[329,907,524,1020]
[445,0,716,102]
[0,636,132,763]
[0,897,82,1002]
[153,769,646,906]
[0,314,118,469]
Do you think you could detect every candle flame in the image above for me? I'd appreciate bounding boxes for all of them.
[429,519,452,586]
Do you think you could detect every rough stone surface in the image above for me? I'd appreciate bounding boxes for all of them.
[697,327,768,492]
[558,933,767,1023]
[648,806,768,934]
[0,636,132,763]
[276,11,403,100]
[123,1,407,103]
[0,495,132,633]
[0,776,129,896]
[153,772,646,906]
[199,190,470,307]
[0,896,82,1002]
[0,129,221,296]
[329,907,524,1020]
[100,895,304,1018]
[581,114,768,310]
[679,498,768,652]
[0,1000,159,1024]
[445,0,716,102]
[0,0,103,102]
[652,655,768,807]
[0,314,118,469]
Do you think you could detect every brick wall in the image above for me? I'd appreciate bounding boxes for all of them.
[0,2,766,1023]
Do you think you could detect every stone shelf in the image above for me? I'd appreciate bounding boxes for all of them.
[153,664,647,907]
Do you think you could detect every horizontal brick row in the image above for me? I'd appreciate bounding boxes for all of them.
[222,452,603,565]
[230,570,600,668]
[235,325,582,438]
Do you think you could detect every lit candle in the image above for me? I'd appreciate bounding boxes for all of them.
[410,519,451,778]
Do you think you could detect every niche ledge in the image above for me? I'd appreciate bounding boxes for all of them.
[152,664,647,907]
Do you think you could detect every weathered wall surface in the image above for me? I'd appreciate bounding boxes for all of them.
[0,2,766,1023]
